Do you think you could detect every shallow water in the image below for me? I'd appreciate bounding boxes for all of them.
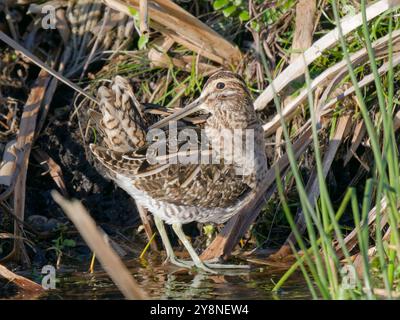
[38,257,311,300]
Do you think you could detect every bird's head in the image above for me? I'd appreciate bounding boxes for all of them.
[149,71,252,129]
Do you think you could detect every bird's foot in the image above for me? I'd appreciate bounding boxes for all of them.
[204,262,250,269]
[193,260,218,274]
[164,255,217,273]
[203,258,250,270]
[166,256,248,273]
[164,255,194,268]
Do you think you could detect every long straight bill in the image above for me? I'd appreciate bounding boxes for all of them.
[149,96,205,129]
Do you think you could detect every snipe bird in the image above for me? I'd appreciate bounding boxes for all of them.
[90,71,268,272]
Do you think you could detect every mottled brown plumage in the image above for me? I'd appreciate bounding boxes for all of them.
[90,71,268,271]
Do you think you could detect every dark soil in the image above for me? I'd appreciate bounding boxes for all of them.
[0,82,142,265]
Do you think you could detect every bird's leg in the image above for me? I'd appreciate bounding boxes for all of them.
[172,223,216,273]
[153,216,193,268]
[171,223,249,271]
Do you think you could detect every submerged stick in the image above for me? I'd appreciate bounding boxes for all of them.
[0,264,44,295]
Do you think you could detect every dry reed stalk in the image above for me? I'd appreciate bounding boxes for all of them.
[32,149,68,197]
[202,1,400,260]
[102,0,242,65]
[0,139,17,192]
[336,198,388,259]
[137,204,158,252]
[0,31,99,105]
[201,126,314,260]
[343,120,366,166]
[255,0,398,111]
[139,0,149,35]
[2,69,51,265]
[148,37,218,75]
[0,263,44,295]
[281,114,352,255]
[52,191,148,300]
[320,53,400,114]
[262,30,400,136]
[35,47,71,138]
[276,0,316,163]
[290,0,316,63]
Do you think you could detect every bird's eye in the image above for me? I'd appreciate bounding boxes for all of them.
[216,82,225,89]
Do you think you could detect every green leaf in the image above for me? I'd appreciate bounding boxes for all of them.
[213,0,228,10]
[250,20,260,32]
[203,224,215,237]
[233,0,242,5]
[138,34,149,49]
[63,239,76,247]
[128,6,139,19]
[282,0,296,10]
[222,5,236,17]
[239,10,250,22]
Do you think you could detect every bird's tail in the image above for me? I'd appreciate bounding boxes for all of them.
[93,76,147,153]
